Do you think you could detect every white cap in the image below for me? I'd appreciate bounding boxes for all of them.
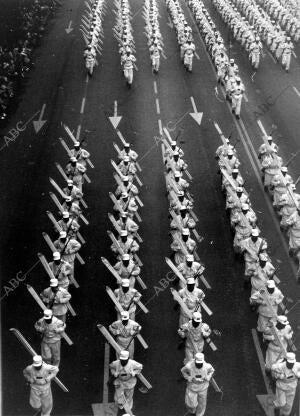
[173,150,179,156]
[122,279,130,287]
[192,311,202,322]
[60,231,67,238]
[62,211,70,219]
[236,186,243,193]
[267,136,273,141]
[241,203,249,210]
[74,141,80,147]
[281,166,288,173]
[120,230,128,237]
[195,352,204,363]
[277,315,288,325]
[65,196,72,202]
[50,278,59,287]
[124,142,130,148]
[177,190,184,197]
[33,355,43,367]
[122,254,130,261]
[286,352,296,363]
[182,228,190,236]
[121,311,129,320]
[228,149,234,156]
[124,156,130,162]
[186,254,194,262]
[67,179,73,185]
[266,279,275,288]
[187,277,195,284]
[119,350,130,360]
[70,156,77,162]
[43,309,53,318]
[174,171,181,178]
[251,228,259,237]
[53,251,61,260]
[180,205,187,211]
[121,192,128,198]
[120,212,128,218]
[171,140,176,146]
[123,176,129,182]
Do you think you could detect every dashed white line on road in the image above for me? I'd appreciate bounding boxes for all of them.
[76,124,81,140]
[153,81,158,95]
[195,52,200,60]
[156,98,161,115]
[293,85,300,99]
[244,94,249,103]
[158,119,163,135]
[252,329,273,395]
[80,97,86,114]
[292,51,297,59]
[267,50,277,64]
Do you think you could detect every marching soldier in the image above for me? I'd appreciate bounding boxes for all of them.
[116,212,139,237]
[69,141,90,167]
[264,315,293,373]
[177,254,204,288]
[171,228,197,265]
[23,355,58,416]
[178,312,212,364]
[250,280,284,333]
[118,142,138,163]
[57,211,80,238]
[111,230,139,259]
[109,311,141,358]
[114,254,141,288]
[178,277,205,326]
[181,352,215,416]
[54,230,81,278]
[241,228,267,280]
[109,350,143,411]
[63,179,83,204]
[40,278,71,322]
[114,278,142,320]
[272,352,300,416]
[48,251,72,290]
[65,156,86,192]
[34,309,66,367]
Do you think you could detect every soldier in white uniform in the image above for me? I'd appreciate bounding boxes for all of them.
[109,350,143,411]
[181,352,215,416]
[23,355,58,416]
[109,311,141,358]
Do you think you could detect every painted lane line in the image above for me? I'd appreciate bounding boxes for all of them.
[293,85,300,99]
[252,329,273,395]
[267,50,277,64]
[80,97,86,114]
[292,51,297,59]
[158,119,163,135]
[103,342,110,403]
[156,98,161,115]
[190,96,197,113]
[195,51,200,60]
[153,81,158,95]
[244,93,249,103]
[76,124,82,141]
[257,119,268,137]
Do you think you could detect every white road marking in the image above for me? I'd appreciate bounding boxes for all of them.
[190,96,197,112]
[292,51,297,59]
[195,52,200,60]
[80,97,86,114]
[76,124,81,140]
[257,119,268,137]
[153,81,158,95]
[267,50,277,64]
[293,85,300,99]
[244,93,249,103]
[252,329,273,395]
[156,98,161,115]
[103,343,110,403]
[158,119,163,135]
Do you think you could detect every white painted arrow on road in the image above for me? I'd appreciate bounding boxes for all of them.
[167,16,173,29]
[109,101,122,129]
[33,104,47,133]
[189,97,203,126]
[65,20,73,34]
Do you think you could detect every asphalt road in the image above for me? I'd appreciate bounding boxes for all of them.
[1,0,300,415]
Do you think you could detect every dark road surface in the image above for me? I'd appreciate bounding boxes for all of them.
[1,0,300,415]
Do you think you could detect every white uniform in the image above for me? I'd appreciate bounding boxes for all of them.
[23,363,58,416]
